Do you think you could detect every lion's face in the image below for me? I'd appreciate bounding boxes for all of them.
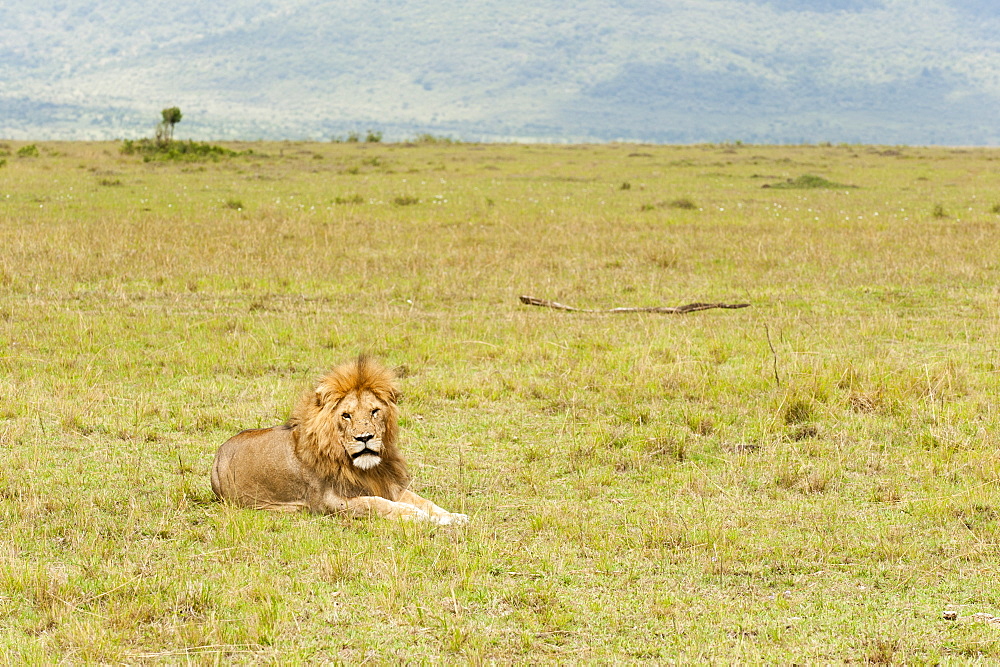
[330,389,391,470]
[291,356,405,488]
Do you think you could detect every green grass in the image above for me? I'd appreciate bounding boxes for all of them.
[1,140,999,661]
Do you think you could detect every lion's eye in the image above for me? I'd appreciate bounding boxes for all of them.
[341,412,351,420]
[371,408,380,417]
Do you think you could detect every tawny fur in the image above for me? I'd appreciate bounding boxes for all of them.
[210,356,468,525]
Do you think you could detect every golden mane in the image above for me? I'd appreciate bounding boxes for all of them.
[288,355,408,499]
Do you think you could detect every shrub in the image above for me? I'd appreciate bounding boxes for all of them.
[333,195,365,205]
[413,133,456,144]
[639,198,697,212]
[392,195,419,206]
[932,203,947,218]
[764,174,853,189]
[365,130,383,143]
[16,144,40,158]
[121,138,241,162]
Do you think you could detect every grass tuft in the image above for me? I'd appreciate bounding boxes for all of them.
[782,398,814,424]
[333,194,365,205]
[764,173,854,189]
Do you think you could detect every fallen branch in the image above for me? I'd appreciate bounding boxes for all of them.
[519,295,750,314]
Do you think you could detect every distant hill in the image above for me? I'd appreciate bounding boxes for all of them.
[1,0,998,144]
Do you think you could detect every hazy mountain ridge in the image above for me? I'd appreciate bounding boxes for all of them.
[2,0,999,143]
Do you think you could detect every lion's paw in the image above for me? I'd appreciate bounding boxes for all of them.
[434,512,470,526]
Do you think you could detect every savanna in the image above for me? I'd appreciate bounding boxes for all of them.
[0,140,998,661]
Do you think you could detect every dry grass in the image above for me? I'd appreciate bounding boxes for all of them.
[1,140,999,661]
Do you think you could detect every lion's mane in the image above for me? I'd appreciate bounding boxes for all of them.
[288,355,409,499]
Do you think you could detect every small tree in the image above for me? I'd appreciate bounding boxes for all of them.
[158,107,183,145]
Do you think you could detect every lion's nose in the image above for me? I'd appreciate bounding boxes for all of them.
[355,433,374,444]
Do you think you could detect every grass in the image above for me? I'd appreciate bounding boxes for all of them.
[1,140,999,661]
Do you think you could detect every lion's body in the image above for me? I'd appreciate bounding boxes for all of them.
[211,357,468,525]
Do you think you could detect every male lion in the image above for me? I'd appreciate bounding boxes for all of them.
[211,356,468,525]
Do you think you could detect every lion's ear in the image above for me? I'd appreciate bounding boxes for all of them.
[314,382,346,409]
[314,386,329,408]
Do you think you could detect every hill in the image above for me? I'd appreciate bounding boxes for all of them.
[1,0,998,143]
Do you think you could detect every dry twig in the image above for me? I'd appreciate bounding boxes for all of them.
[764,322,781,386]
[519,295,750,314]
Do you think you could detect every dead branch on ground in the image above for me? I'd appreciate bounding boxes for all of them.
[519,295,750,314]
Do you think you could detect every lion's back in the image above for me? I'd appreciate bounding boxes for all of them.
[211,425,309,509]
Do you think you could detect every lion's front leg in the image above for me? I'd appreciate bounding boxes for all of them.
[396,489,469,526]
[342,495,434,522]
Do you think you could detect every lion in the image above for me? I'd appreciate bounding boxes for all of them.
[211,356,469,525]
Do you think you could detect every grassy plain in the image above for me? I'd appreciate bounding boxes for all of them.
[1,139,999,662]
